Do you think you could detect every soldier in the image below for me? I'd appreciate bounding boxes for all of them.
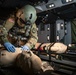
[0,5,38,66]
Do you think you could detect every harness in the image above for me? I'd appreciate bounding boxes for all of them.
[8,22,32,47]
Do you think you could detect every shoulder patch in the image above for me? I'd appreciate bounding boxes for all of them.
[32,28,37,33]
[8,18,14,23]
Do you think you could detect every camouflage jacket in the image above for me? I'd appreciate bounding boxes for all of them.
[0,16,38,49]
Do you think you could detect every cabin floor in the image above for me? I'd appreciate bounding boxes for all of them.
[0,66,72,75]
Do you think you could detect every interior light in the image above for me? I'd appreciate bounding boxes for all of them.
[46,3,55,8]
[69,0,73,1]
[51,4,55,7]
[61,0,73,4]
[66,0,69,2]
[61,23,64,27]
[60,23,64,29]
[49,5,52,7]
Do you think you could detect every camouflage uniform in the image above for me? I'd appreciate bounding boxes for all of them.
[0,16,38,49]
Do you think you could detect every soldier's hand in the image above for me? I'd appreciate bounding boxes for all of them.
[4,42,15,52]
[21,45,30,51]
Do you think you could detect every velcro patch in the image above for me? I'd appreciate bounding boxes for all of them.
[8,18,14,23]
[32,28,37,33]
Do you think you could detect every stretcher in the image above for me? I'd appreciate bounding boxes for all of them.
[34,42,67,53]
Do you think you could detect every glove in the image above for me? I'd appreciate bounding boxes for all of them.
[4,42,15,52]
[21,45,30,51]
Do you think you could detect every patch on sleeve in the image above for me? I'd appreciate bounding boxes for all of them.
[32,28,37,33]
[8,18,14,23]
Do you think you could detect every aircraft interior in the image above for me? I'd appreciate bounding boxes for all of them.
[0,0,76,75]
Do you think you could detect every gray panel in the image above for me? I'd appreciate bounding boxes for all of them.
[55,19,65,42]
[35,0,76,13]
[38,24,51,43]
[64,21,72,45]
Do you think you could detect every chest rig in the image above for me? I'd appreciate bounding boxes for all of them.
[8,23,31,41]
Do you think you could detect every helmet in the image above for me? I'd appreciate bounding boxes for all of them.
[22,5,37,24]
